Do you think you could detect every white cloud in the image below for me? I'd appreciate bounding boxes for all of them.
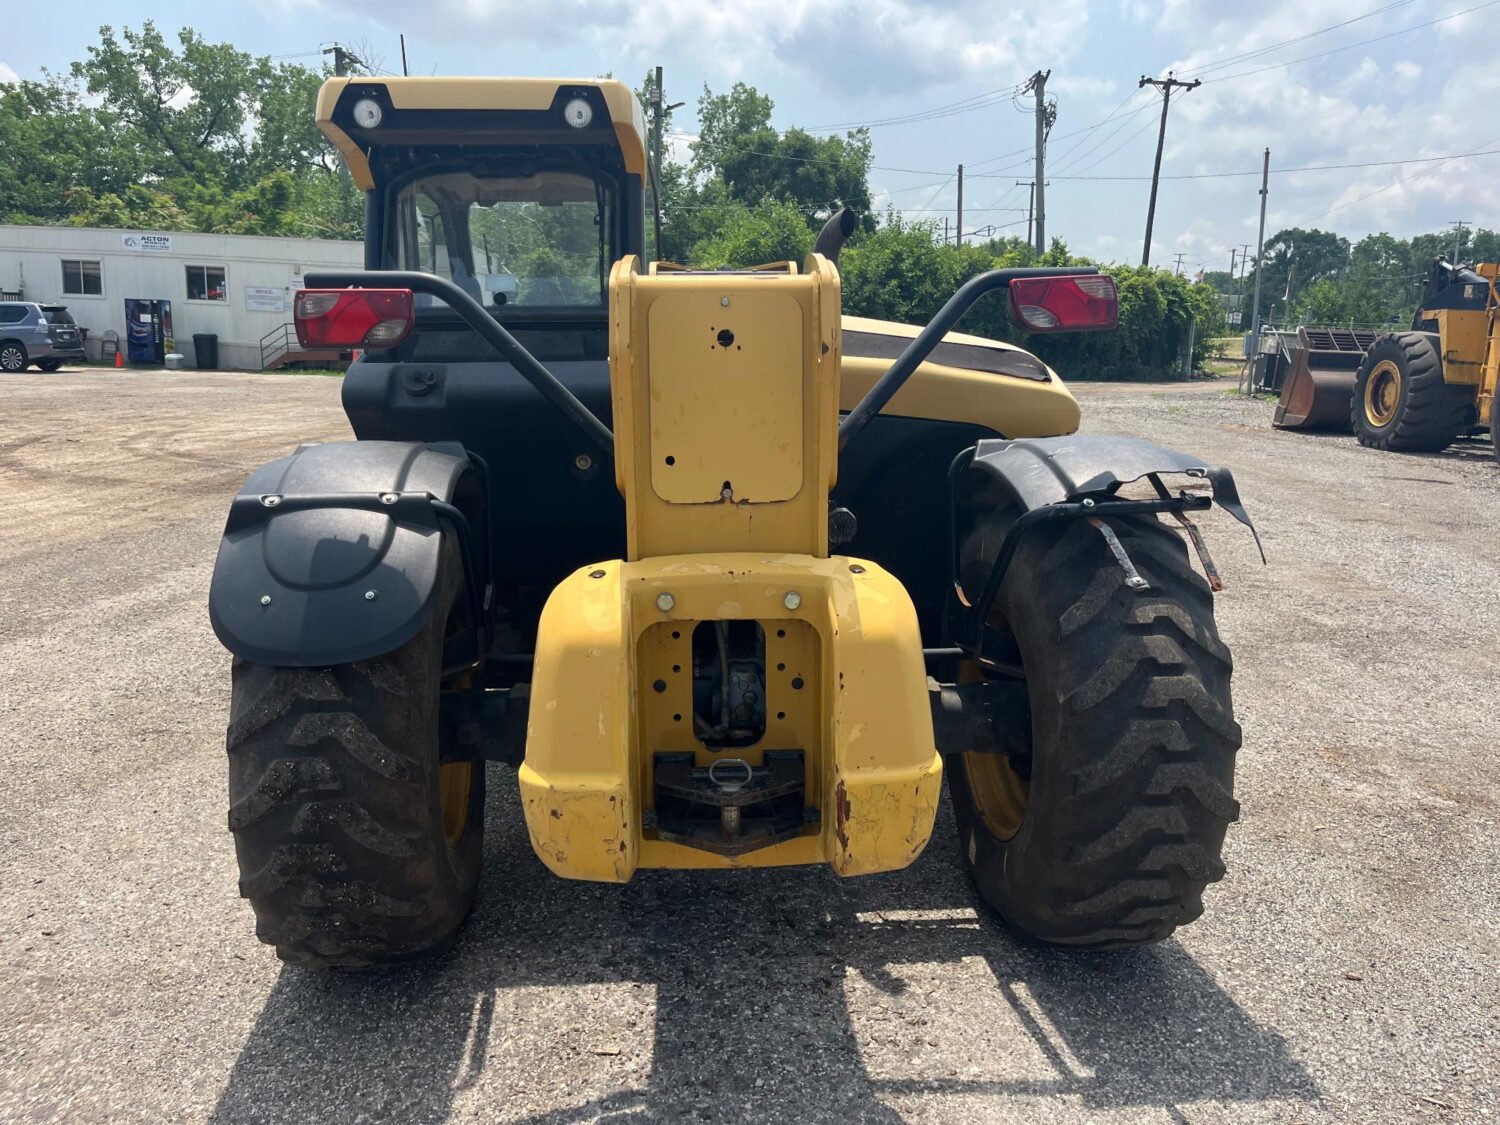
[0,61,19,85]
[310,0,1089,94]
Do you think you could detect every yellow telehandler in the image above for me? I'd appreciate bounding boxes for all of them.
[208,77,1259,967]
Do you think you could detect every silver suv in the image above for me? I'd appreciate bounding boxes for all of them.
[0,302,86,373]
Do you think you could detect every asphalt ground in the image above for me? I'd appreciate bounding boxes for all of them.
[1,369,1496,1123]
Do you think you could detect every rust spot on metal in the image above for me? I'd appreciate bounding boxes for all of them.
[834,780,851,853]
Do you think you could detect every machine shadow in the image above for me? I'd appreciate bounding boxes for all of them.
[211,772,1318,1123]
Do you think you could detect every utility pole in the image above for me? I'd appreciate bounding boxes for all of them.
[1172,252,1186,275]
[323,44,363,77]
[646,67,684,264]
[1249,148,1271,347]
[1237,242,1252,327]
[1016,180,1036,249]
[956,164,964,247]
[651,66,665,198]
[1023,70,1052,255]
[399,34,408,77]
[1138,72,1200,266]
[1449,219,1471,263]
[943,216,949,246]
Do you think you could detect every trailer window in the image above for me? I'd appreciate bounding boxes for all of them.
[390,170,614,309]
[61,259,103,296]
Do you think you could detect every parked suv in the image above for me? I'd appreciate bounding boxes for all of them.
[0,302,86,372]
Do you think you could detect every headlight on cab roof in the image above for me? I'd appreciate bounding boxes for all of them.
[352,98,383,128]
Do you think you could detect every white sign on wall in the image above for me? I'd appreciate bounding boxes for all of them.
[121,233,172,252]
[244,286,288,314]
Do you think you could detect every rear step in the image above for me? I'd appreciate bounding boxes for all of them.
[650,750,815,856]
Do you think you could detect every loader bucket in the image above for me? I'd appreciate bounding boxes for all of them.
[1273,326,1378,431]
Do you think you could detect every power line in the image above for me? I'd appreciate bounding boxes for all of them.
[1202,0,1500,84]
[1046,144,1500,181]
[1181,1,1416,79]
[1045,88,1149,171]
[910,172,955,222]
[1061,115,1160,177]
[1309,136,1500,219]
[801,82,1027,133]
[1047,98,1157,176]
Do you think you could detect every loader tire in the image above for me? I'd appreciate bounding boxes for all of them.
[1351,332,1470,452]
[225,538,484,968]
[949,509,1240,949]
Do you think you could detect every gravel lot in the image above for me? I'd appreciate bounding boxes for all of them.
[1,368,1496,1124]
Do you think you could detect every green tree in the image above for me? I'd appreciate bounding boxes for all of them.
[688,199,815,268]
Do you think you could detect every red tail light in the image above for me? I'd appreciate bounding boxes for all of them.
[1008,275,1118,333]
[294,289,414,349]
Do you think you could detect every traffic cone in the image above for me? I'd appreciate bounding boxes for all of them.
[114,348,124,368]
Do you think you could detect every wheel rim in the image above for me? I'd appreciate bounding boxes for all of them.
[439,762,472,847]
[964,752,1029,841]
[0,346,22,372]
[1365,359,1402,427]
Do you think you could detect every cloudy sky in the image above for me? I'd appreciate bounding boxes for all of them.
[5,0,1497,271]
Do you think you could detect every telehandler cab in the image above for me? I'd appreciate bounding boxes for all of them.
[210,77,1260,968]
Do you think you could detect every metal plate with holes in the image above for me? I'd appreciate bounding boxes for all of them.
[647,290,805,504]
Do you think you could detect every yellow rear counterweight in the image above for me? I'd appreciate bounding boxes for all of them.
[518,255,941,879]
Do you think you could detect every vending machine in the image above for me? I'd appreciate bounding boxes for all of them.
[124,298,174,365]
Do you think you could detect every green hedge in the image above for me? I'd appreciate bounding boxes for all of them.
[838,219,1227,381]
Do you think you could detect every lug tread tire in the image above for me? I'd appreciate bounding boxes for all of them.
[951,513,1240,949]
[224,545,483,969]
[1352,332,1470,452]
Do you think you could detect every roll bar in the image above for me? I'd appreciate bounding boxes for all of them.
[837,266,1099,453]
[309,264,1101,467]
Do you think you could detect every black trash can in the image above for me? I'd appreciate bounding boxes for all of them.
[193,333,219,370]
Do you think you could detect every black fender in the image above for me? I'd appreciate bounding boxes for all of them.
[209,440,485,667]
[948,435,1262,649]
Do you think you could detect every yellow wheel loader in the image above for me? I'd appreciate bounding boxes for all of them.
[208,78,1260,968]
[1276,258,1500,461]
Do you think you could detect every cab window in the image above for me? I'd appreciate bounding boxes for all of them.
[389,170,614,310]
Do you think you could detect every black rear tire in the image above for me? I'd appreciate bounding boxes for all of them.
[37,358,63,372]
[949,509,1241,949]
[1351,333,1471,452]
[225,539,485,968]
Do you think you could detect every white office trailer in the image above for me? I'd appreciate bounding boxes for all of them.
[0,224,364,369]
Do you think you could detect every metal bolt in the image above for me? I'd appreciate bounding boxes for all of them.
[849,564,865,574]
[364,590,377,600]
[590,569,607,579]
[379,492,399,505]
[720,296,730,307]
[260,495,281,508]
[656,592,675,613]
[1126,576,1149,590]
[574,453,593,471]
[1082,498,1095,508]
[783,591,802,610]
[259,595,272,606]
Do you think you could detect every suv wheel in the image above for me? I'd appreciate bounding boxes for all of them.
[0,343,28,372]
